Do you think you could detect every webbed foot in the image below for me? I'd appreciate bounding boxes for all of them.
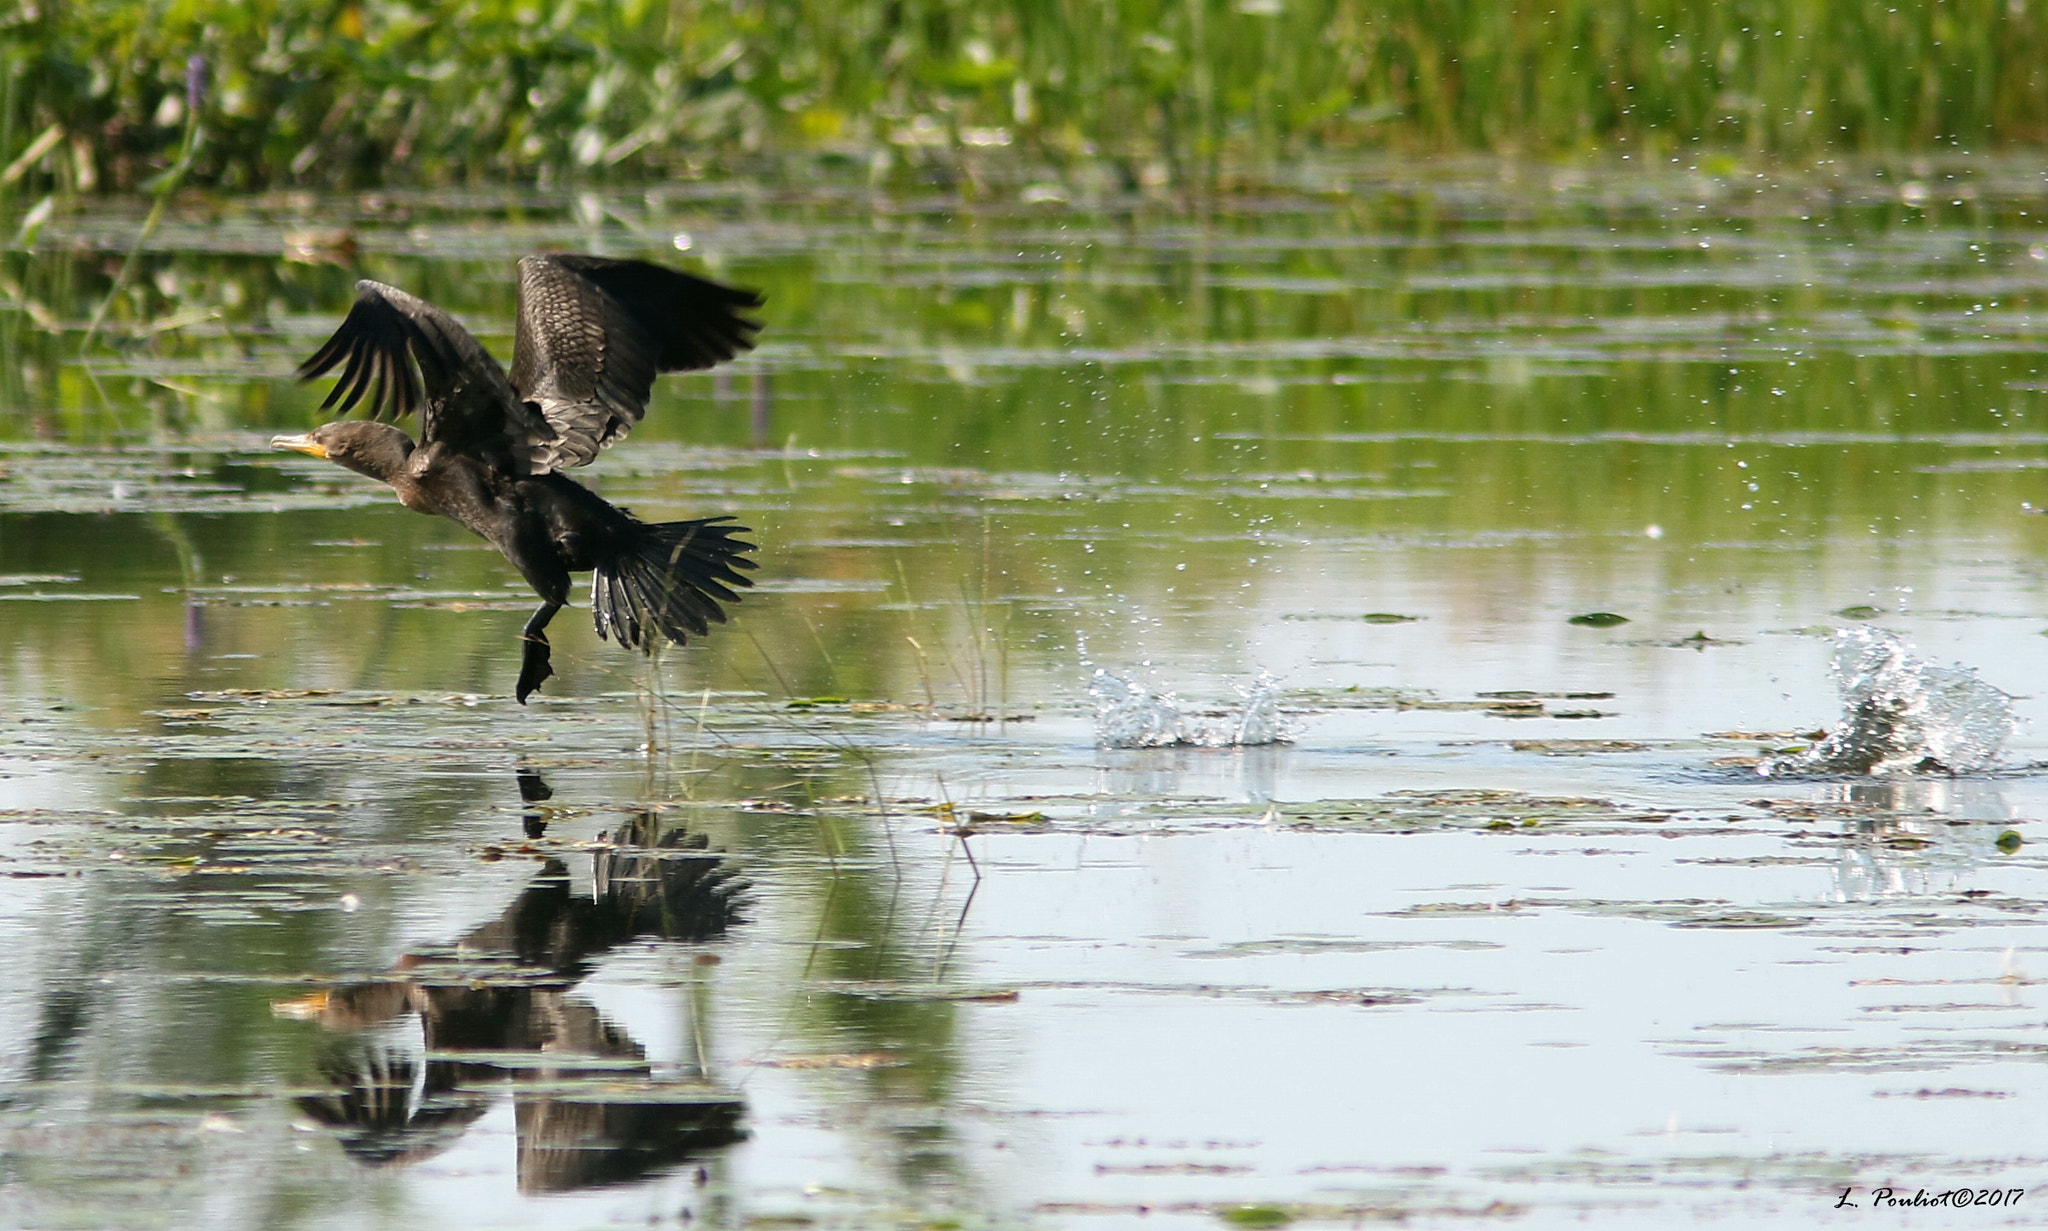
[516,632,554,704]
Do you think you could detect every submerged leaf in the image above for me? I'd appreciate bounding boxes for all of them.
[1219,1207,1293,1229]
[1568,612,1631,627]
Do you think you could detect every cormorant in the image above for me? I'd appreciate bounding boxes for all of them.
[274,254,762,702]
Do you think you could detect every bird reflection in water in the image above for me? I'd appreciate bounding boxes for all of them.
[515,762,554,838]
[279,777,745,1193]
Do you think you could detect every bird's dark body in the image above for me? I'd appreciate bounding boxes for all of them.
[387,444,620,599]
[277,255,762,702]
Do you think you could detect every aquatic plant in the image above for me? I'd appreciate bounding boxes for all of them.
[4,0,2047,196]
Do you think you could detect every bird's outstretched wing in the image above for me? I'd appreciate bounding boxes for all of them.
[296,280,548,463]
[509,255,764,470]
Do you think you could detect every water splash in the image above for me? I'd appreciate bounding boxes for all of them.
[1762,629,2016,776]
[1090,669,1292,748]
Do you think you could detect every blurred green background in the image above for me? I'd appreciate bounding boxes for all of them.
[5,0,2045,197]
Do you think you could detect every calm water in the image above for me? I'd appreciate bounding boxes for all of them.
[7,159,2048,1227]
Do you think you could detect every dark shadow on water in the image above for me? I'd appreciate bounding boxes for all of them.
[23,986,91,1087]
[290,777,747,1194]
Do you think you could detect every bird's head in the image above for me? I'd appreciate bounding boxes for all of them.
[271,421,415,483]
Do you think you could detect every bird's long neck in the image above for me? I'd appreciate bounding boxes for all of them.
[336,429,418,486]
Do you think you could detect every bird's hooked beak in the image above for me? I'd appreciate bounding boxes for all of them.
[271,433,328,459]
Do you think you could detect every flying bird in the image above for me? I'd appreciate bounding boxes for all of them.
[274,254,762,703]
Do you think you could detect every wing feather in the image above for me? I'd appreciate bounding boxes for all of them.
[510,255,763,471]
[296,280,544,463]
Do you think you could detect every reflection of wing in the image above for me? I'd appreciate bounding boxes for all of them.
[518,1093,745,1194]
[510,255,764,471]
[296,280,549,463]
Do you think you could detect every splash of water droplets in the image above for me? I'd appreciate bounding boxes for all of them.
[1089,669,1292,748]
[1763,628,2016,776]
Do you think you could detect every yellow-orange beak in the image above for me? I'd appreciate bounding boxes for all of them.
[271,433,328,459]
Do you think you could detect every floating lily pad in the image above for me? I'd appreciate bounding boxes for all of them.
[1511,740,1648,755]
[821,982,1021,1002]
[1668,911,1808,929]
[1568,612,1631,627]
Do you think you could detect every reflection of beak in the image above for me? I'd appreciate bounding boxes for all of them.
[270,991,331,1021]
[271,433,327,459]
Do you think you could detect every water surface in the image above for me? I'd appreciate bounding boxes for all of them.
[6,159,2048,1227]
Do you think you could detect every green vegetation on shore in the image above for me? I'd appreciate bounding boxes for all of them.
[4,0,2046,195]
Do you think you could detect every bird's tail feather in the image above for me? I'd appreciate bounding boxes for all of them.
[591,517,756,652]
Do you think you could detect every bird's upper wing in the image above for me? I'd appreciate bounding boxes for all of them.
[296,280,550,464]
[508,255,764,470]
